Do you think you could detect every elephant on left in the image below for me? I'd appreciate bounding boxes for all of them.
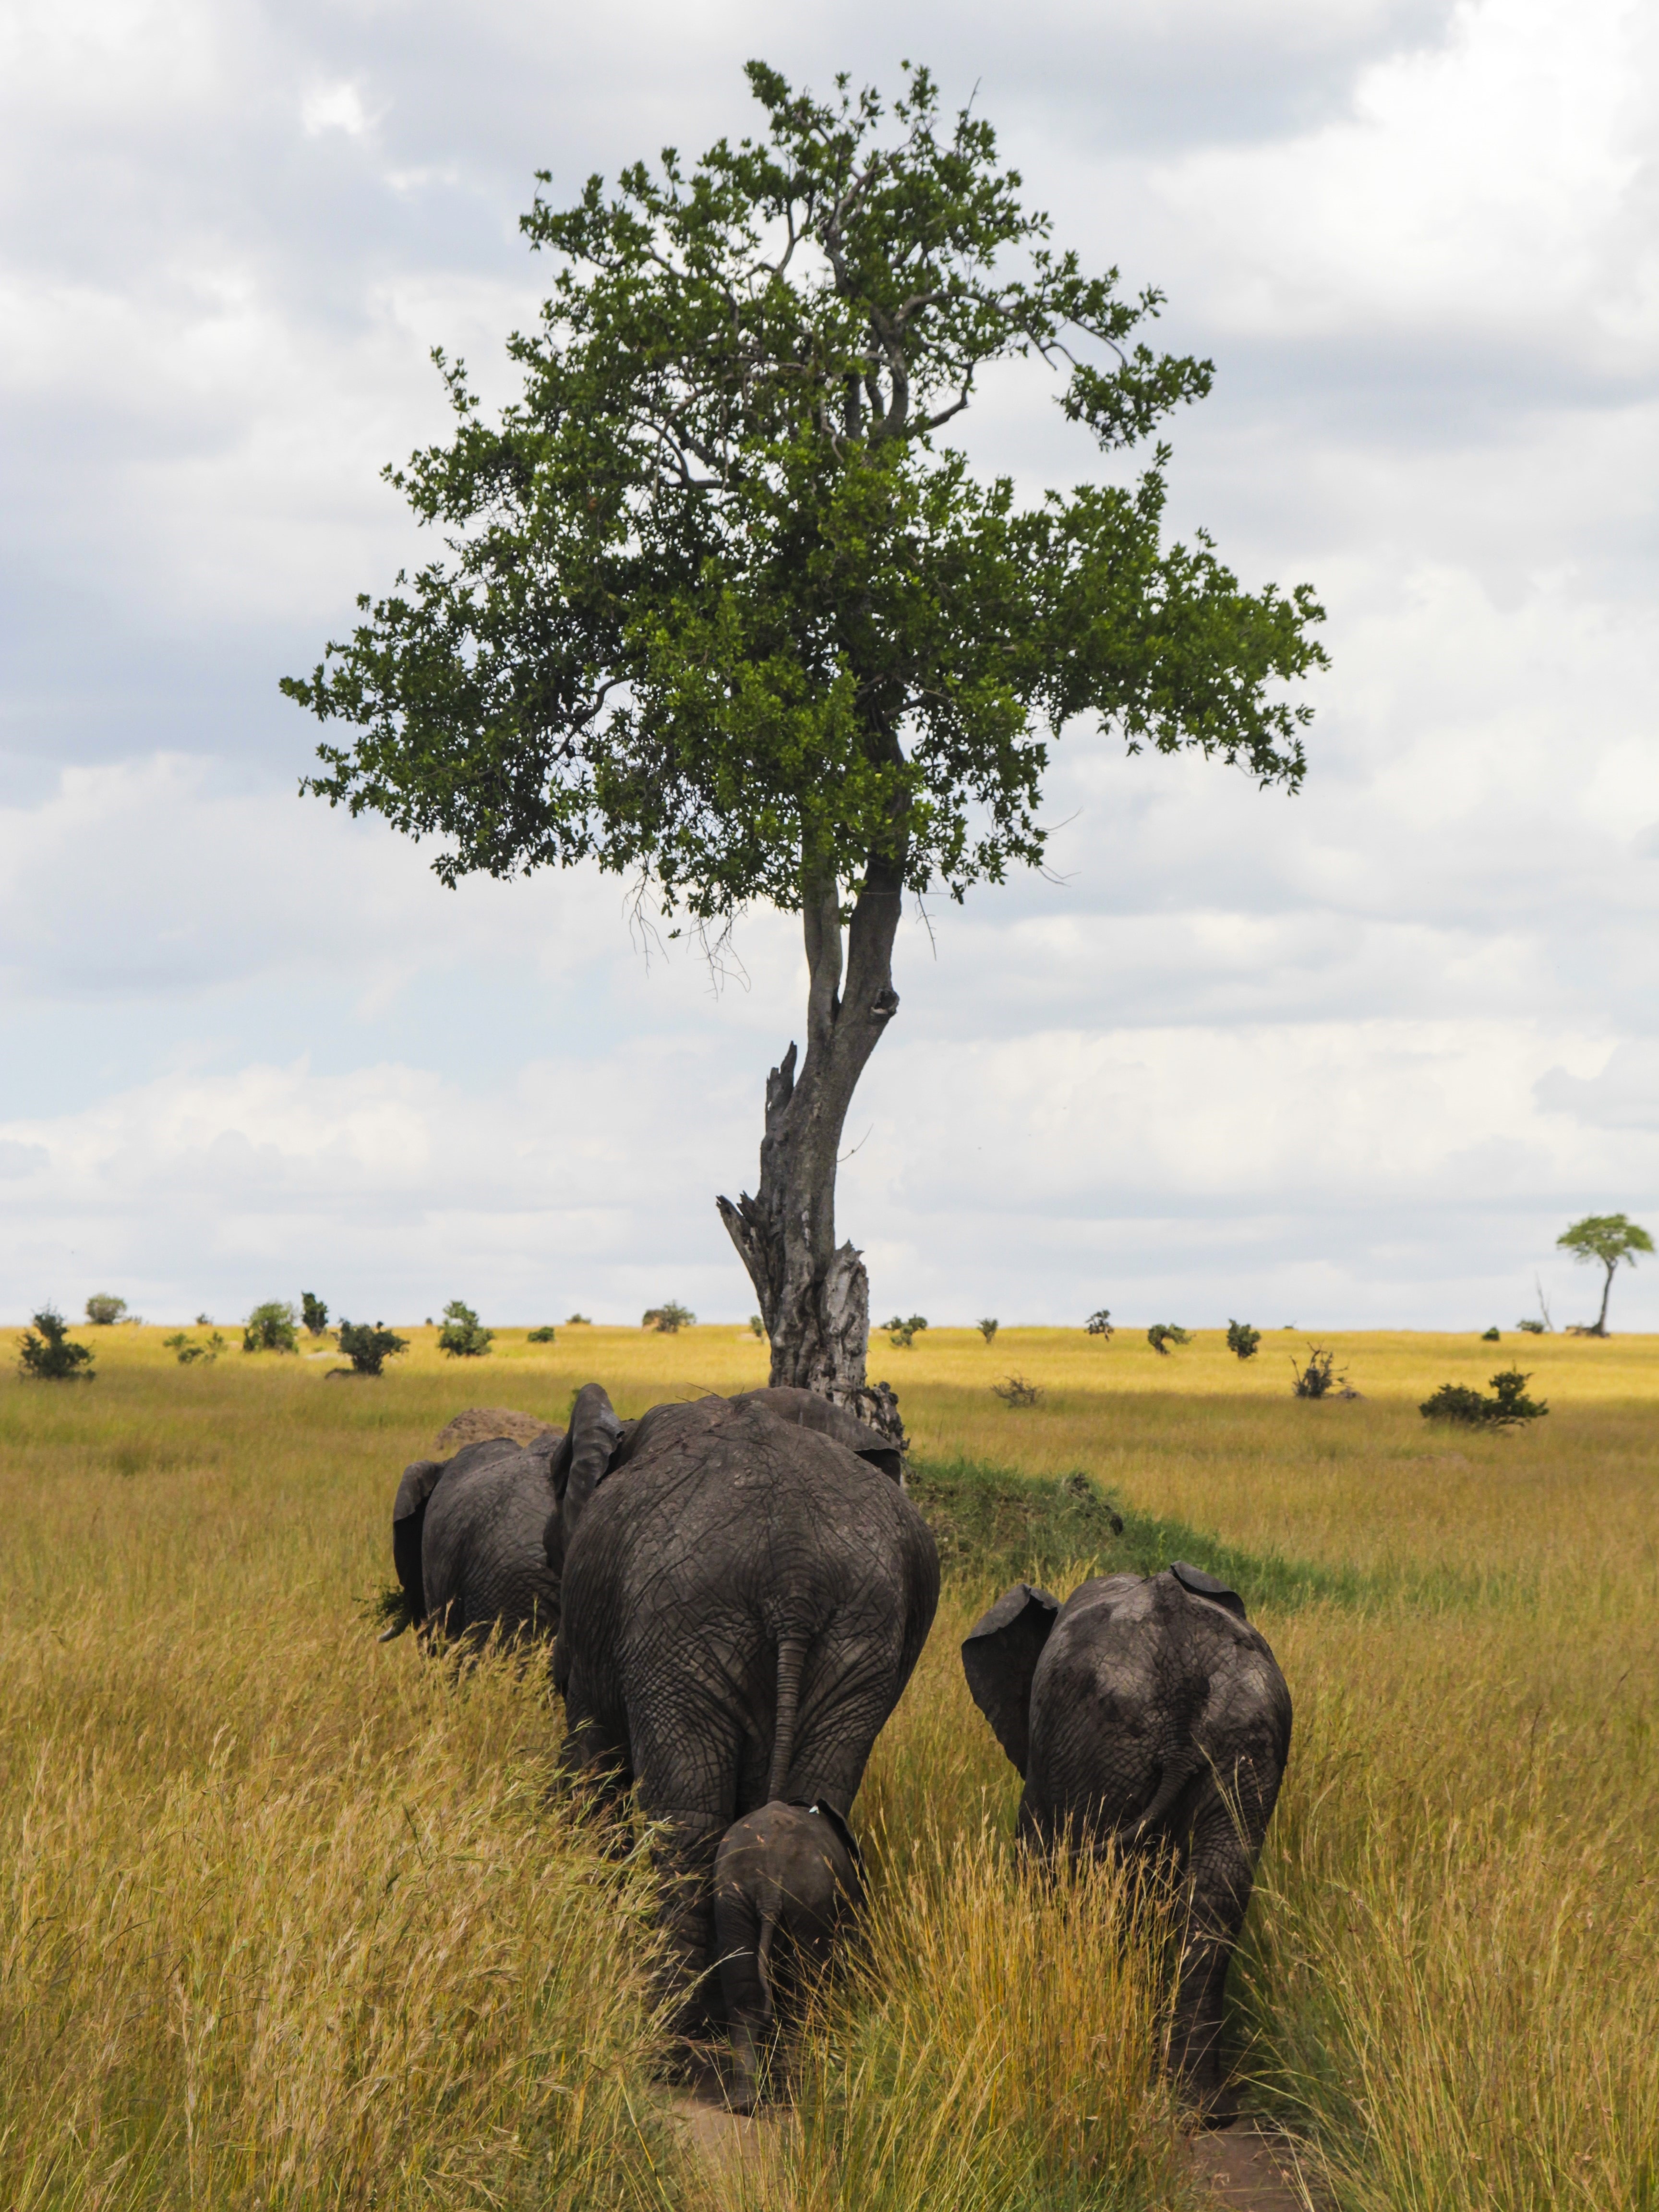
[385,1385,624,1644]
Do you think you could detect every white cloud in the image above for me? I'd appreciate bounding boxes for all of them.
[301,82,372,138]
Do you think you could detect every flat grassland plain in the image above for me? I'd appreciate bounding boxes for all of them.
[1,1324,1654,2210]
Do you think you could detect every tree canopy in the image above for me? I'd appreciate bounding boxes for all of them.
[283,61,1324,926]
[1557,1212,1653,1334]
[282,60,1329,1402]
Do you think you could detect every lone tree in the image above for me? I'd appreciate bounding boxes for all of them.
[283,62,1325,1406]
[1557,1213,1653,1335]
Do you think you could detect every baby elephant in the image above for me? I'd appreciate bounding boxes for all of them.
[962,1563,1292,2120]
[712,1801,863,2111]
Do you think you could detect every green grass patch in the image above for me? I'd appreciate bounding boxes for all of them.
[907,1455,1506,1614]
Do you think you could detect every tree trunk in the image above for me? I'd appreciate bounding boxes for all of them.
[718,852,903,1430]
[1595,1261,1614,1335]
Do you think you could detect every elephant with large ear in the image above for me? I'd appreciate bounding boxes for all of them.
[712,1799,863,2111]
[962,1563,1292,2120]
[386,1385,624,1645]
[552,1391,938,2067]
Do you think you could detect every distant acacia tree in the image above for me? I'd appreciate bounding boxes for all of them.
[284,60,1324,1408]
[1557,1213,1653,1335]
[84,1294,128,1327]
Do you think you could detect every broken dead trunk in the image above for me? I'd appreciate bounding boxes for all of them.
[717,856,907,1443]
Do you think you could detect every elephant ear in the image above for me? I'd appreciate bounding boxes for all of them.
[391,1458,446,1625]
[961,1583,1059,1777]
[559,1383,624,1546]
[1170,1560,1248,1621]
[804,1800,862,1872]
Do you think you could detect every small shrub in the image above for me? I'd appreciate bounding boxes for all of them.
[194,1311,213,1325]
[337,1320,409,1376]
[565,1312,592,1324]
[527,1324,558,1344]
[883,1312,928,1349]
[992,1373,1042,1408]
[1291,1344,1356,1399]
[438,1300,493,1358]
[1481,1325,1501,1342]
[1517,1318,1546,1334]
[641,1301,695,1333]
[976,1317,999,1344]
[84,1294,128,1327]
[300,1292,330,1337]
[242,1301,299,1354]
[1420,1369,1549,1430]
[1084,1309,1114,1338]
[164,1330,226,1366]
[17,1308,96,1381]
[1147,1323,1191,1357]
[748,1314,765,1338]
[1226,1319,1261,1360]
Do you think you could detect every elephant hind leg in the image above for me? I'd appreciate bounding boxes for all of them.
[650,1807,731,2056]
[1169,1800,1262,2116]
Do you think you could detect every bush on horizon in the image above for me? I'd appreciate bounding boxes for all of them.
[17,1308,96,1382]
[438,1300,493,1358]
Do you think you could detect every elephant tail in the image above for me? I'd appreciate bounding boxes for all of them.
[756,1907,779,2019]
[766,1635,809,1803]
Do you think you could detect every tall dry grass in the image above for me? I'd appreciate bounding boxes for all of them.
[2,1321,1656,2207]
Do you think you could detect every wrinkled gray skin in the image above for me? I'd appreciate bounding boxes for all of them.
[713,1800,863,2112]
[962,1563,1292,2119]
[554,1390,938,2060]
[390,1384,623,1644]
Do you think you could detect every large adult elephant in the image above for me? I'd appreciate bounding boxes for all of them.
[552,1389,939,2052]
[962,1563,1292,2119]
[388,1384,622,1643]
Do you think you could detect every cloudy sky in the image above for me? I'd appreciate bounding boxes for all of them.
[2,0,1656,1332]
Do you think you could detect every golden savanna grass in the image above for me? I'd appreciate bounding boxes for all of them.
[0,1319,1655,2207]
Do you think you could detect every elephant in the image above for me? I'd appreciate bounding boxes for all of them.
[962,1562,1292,2119]
[385,1383,899,1649]
[552,1388,938,2073]
[387,1384,622,1644]
[712,1799,863,2110]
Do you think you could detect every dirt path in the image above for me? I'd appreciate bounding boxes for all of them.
[661,2093,778,2194]
[665,2096,1331,2210]
[1179,2120,1333,2210]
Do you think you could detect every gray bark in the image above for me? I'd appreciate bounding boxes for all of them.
[717,853,903,1422]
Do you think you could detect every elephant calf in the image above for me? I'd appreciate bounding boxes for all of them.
[962,1562,1292,2119]
[713,1800,863,2111]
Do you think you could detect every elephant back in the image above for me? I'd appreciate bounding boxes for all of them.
[728,1387,903,1479]
[568,1397,934,1622]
